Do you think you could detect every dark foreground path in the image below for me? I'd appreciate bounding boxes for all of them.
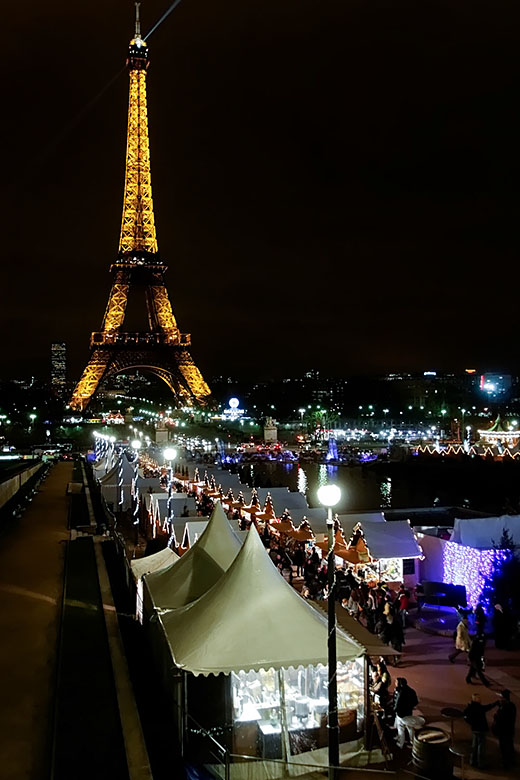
[0,463,70,780]
[52,535,129,780]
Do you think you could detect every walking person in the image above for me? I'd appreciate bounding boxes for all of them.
[474,602,486,637]
[492,689,517,769]
[466,635,491,687]
[463,692,498,769]
[449,615,471,663]
[393,677,420,749]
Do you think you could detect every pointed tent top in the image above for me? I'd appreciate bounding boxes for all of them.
[160,524,362,675]
[145,501,242,609]
[487,413,507,433]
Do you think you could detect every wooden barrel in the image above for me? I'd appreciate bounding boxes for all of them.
[412,727,453,778]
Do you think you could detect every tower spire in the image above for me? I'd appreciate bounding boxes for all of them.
[119,10,157,260]
[135,2,141,38]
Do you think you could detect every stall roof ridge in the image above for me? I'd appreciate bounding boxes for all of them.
[159,525,362,676]
[145,501,242,609]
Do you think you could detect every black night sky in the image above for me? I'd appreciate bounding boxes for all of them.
[3,1,520,383]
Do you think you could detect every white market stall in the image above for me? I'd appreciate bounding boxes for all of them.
[157,526,368,776]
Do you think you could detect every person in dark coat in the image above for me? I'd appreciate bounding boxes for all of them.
[463,692,498,768]
[393,678,419,748]
[466,635,490,687]
[474,603,486,637]
[492,689,517,769]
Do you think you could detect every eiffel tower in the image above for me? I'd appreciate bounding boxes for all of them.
[70,7,211,412]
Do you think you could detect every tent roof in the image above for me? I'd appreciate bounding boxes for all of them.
[286,508,328,533]
[99,455,135,486]
[137,477,162,492]
[240,487,308,514]
[193,468,243,492]
[360,520,422,559]
[130,547,179,582]
[159,526,363,676]
[452,515,520,549]
[145,501,242,609]
[183,520,209,546]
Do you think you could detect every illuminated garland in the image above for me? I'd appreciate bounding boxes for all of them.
[442,540,509,608]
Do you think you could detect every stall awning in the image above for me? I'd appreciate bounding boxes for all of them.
[332,604,400,657]
[452,515,520,549]
[159,526,363,676]
[336,519,422,560]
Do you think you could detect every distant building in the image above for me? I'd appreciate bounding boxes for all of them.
[51,342,66,394]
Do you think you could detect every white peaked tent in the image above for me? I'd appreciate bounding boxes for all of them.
[130,547,179,582]
[99,454,135,512]
[131,546,179,622]
[144,501,242,610]
[159,525,363,676]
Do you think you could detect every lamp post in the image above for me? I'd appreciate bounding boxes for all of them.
[317,483,342,780]
[163,447,177,544]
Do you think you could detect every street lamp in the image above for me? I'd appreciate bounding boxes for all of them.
[163,448,177,544]
[317,483,342,780]
[298,408,306,427]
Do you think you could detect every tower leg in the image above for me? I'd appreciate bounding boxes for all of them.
[69,350,113,411]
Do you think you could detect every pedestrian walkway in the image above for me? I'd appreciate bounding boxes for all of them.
[0,462,71,780]
[0,460,151,780]
[52,535,129,780]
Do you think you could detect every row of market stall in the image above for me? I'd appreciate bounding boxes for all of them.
[129,502,396,776]
[93,451,423,589]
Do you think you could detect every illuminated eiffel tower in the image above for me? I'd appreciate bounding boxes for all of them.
[70,7,211,412]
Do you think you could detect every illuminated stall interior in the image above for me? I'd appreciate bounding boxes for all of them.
[157,527,366,773]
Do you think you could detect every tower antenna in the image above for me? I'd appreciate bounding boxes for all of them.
[135,2,141,38]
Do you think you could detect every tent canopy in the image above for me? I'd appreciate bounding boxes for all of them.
[160,525,363,676]
[239,487,308,515]
[335,519,421,560]
[452,515,520,549]
[130,547,178,582]
[145,502,242,609]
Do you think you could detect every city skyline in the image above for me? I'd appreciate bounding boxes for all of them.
[3,1,520,385]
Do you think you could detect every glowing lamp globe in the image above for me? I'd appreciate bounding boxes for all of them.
[317,484,341,508]
[131,440,141,450]
[229,397,240,409]
[163,448,177,461]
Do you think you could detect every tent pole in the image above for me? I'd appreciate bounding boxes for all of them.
[278,669,290,767]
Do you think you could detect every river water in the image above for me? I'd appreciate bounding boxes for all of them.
[237,457,520,515]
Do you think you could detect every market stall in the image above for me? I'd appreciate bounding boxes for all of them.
[157,526,368,777]
[335,518,423,584]
[143,501,243,613]
[129,546,179,621]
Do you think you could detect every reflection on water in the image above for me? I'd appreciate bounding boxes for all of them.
[240,462,386,512]
[297,467,307,496]
[238,458,520,514]
[380,477,392,508]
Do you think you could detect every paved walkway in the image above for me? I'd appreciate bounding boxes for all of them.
[0,462,71,780]
[386,622,520,779]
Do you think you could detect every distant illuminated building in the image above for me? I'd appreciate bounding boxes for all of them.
[479,373,512,399]
[51,342,66,395]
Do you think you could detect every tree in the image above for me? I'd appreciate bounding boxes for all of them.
[480,529,520,612]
